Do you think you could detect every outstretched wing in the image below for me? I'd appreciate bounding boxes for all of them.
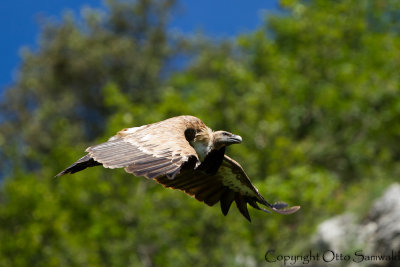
[156,155,300,221]
[57,116,201,179]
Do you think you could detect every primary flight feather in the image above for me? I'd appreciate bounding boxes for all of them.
[56,115,300,221]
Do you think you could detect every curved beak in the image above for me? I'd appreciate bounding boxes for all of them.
[229,134,242,144]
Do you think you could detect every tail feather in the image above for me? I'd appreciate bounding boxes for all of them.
[55,155,101,177]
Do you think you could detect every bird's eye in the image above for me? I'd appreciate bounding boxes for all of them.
[223,132,230,136]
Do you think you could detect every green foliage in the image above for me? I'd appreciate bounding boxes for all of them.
[1,0,400,266]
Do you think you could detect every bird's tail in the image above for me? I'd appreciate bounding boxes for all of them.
[55,154,101,177]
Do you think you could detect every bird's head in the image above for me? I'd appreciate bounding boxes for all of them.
[212,131,242,150]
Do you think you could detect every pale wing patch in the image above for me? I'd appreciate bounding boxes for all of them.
[123,126,146,134]
[219,165,258,197]
[108,125,146,141]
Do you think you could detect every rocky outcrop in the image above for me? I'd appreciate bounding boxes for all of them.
[312,184,400,267]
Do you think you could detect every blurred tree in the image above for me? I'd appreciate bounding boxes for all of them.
[0,0,179,175]
[1,0,400,266]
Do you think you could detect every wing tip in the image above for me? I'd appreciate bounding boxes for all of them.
[54,167,75,177]
[270,203,301,215]
[54,171,66,178]
[55,155,101,178]
[250,198,301,215]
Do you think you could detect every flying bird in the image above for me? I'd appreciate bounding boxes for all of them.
[56,115,300,221]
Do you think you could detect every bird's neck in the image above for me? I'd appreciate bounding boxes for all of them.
[190,127,214,161]
[191,141,212,161]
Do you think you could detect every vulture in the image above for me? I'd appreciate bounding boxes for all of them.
[56,115,300,221]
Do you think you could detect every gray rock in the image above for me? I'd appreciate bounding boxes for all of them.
[312,183,400,267]
[313,213,360,252]
[368,184,400,254]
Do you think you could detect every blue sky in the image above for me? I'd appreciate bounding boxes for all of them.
[0,0,279,92]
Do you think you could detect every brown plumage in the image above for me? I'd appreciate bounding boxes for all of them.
[56,115,300,221]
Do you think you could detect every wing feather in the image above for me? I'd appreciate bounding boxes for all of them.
[234,193,251,222]
[155,155,300,221]
[84,116,202,179]
[204,187,226,206]
[220,189,235,215]
[196,184,224,202]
